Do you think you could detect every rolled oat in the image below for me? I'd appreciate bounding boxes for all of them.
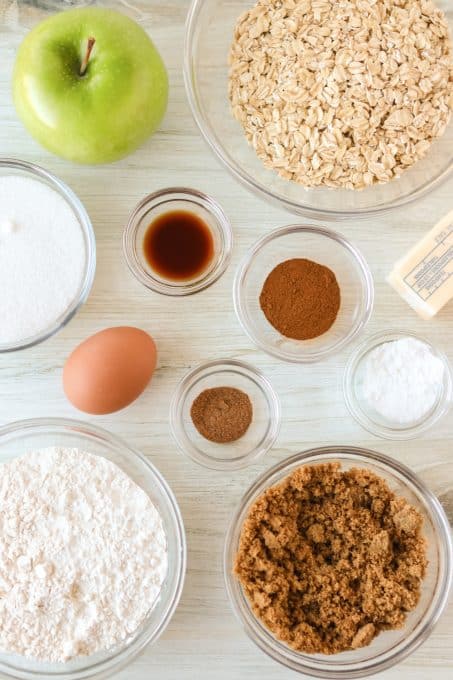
[228,0,453,189]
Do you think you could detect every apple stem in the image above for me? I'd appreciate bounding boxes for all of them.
[80,37,96,76]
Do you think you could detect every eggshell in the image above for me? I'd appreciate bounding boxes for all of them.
[63,326,157,415]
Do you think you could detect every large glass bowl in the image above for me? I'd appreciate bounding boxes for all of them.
[0,418,187,680]
[224,446,452,678]
[184,0,453,220]
[0,159,96,353]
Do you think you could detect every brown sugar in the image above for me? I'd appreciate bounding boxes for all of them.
[190,387,253,443]
[259,258,341,340]
[234,463,427,654]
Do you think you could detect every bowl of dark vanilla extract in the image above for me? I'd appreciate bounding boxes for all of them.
[123,187,233,296]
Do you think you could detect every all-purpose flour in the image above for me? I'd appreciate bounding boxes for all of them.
[0,176,86,344]
[362,337,445,424]
[0,447,168,662]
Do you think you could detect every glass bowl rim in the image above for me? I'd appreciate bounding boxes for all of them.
[183,0,453,221]
[233,224,374,363]
[0,417,187,680]
[343,329,453,440]
[122,186,233,297]
[224,445,453,678]
[0,158,96,353]
[169,358,281,470]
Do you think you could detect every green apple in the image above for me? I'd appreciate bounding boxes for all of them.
[13,8,168,164]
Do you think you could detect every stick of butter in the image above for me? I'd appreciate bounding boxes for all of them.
[387,209,453,320]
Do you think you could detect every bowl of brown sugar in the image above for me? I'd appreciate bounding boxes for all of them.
[170,359,280,470]
[233,225,374,363]
[224,447,452,678]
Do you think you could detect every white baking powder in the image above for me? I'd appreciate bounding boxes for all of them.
[0,447,168,662]
[362,337,445,424]
[0,176,87,344]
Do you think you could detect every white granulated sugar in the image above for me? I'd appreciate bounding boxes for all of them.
[0,447,168,663]
[362,337,445,424]
[0,176,86,344]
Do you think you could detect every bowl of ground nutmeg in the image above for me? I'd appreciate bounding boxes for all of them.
[234,225,374,363]
[224,447,452,677]
[170,359,280,470]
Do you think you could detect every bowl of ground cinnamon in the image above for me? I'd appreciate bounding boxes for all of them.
[224,447,452,677]
[170,359,280,470]
[233,225,374,363]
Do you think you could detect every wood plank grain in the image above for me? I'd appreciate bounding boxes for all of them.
[0,1,452,678]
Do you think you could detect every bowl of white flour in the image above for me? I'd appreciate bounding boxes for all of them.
[0,418,187,679]
[0,158,96,352]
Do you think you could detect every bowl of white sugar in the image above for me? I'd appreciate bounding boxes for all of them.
[344,330,453,439]
[0,158,96,352]
[0,417,187,679]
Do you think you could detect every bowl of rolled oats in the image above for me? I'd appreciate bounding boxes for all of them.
[184,0,453,219]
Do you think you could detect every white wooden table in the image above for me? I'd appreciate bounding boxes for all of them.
[0,1,452,678]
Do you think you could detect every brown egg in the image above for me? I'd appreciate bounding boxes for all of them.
[63,327,157,415]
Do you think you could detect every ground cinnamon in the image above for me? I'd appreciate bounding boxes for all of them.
[190,387,253,443]
[259,258,341,340]
[234,463,427,654]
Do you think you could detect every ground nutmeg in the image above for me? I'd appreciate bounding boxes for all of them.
[190,387,253,443]
[259,258,341,340]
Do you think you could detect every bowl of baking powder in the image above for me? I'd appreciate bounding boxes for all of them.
[344,330,453,439]
[0,158,96,352]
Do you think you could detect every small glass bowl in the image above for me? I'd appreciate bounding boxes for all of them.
[0,158,96,353]
[0,418,186,680]
[224,446,453,678]
[233,225,374,363]
[344,330,453,440]
[123,187,233,296]
[170,359,281,470]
